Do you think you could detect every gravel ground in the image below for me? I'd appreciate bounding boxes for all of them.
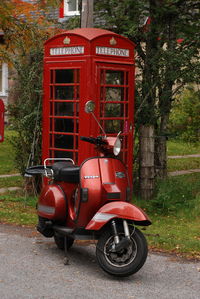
[0,224,200,299]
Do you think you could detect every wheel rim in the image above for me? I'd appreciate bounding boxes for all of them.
[104,233,138,268]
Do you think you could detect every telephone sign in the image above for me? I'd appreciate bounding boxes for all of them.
[96,46,129,57]
[50,46,84,56]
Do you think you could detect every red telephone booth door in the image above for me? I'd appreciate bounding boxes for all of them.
[95,63,134,182]
[42,62,85,164]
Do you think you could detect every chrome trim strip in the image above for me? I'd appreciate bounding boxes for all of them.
[92,212,116,221]
[38,204,55,214]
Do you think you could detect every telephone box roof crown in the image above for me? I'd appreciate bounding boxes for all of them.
[63,28,119,40]
[45,28,134,45]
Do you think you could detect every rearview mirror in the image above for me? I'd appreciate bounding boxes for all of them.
[85,101,95,113]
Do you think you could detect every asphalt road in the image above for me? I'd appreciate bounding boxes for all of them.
[0,224,199,299]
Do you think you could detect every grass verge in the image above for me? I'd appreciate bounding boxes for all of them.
[143,215,200,260]
[0,190,37,226]
[167,139,200,156]
[0,176,23,189]
[134,173,200,260]
[0,129,18,175]
[167,157,200,172]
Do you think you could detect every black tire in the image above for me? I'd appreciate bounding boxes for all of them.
[96,225,148,277]
[54,233,74,250]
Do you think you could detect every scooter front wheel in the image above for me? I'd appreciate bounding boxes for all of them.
[96,225,148,277]
[54,233,74,250]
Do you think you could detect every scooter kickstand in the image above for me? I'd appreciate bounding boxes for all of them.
[63,236,70,265]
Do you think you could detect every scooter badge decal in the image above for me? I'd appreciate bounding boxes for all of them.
[116,172,126,178]
[84,175,99,179]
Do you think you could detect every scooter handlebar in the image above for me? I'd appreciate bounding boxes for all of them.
[80,136,97,144]
[80,136,107,146]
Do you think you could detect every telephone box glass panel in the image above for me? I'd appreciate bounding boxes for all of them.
[99,68,130,166]
[49,68,80,162]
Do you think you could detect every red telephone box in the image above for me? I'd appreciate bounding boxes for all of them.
[0,99,5,143]
[42,28,135,184]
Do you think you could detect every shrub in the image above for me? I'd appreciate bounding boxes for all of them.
[8,48,43,174]
[135,173,200,216]
[169,87,200,143]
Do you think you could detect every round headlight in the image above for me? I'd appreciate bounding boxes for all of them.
[113,137,121,156]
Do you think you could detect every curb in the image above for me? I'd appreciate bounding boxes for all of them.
[168,169,200,176]
[168,154,200,159]
[0,186,22,194]
[0,173,21,178]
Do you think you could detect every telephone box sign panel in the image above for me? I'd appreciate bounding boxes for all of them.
[50,46,84,56]
[96,46,129,57]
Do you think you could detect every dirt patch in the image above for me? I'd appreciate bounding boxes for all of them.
[0,222,37,238]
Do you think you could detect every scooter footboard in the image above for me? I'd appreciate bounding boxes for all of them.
[85,201,151,230]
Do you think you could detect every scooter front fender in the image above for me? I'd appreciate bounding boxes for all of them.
[85,201,151,231]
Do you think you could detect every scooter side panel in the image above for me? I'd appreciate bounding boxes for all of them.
[99,158,130,201]
[78,157,131,227]
[37,184,66,220]
[78,158,102,227]
[85,201,151,230]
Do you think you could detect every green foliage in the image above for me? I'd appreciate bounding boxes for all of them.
[134,173,200,258]
[60,16,80,30]
[169,87,200,142]
[8,47,43,174]
[0,130,18,174]
[136,173,200,216]
[95,0,200,181]
[0,1,80,175]
[0,2,59,174]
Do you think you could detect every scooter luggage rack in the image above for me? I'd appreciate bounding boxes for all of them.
[44,158,75,179]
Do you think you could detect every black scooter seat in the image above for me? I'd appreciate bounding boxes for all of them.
[52,162,80,184]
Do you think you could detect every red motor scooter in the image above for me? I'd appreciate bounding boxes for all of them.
[25,101,151,277]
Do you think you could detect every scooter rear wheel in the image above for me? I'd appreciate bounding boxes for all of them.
[96,225,148,277]
[54,233,74,250]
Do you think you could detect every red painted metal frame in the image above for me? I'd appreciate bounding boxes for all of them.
[42,28,135,188]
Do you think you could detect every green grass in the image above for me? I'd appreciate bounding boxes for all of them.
[167,139,200,156]
[168,157,200,172]
[0,176,23,189]
[143,216,200,259]
[0,129,18,174]
[167,139,200,172]
[134,173,200,259]
[0,190,37,226]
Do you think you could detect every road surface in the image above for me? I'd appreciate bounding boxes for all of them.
[0,224,199,299]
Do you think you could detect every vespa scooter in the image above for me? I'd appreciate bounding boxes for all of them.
[25,101,151,277]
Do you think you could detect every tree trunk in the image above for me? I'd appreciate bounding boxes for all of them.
[155,135,167,178]
[154,113,169,178]
[139,125,155,200]
[81,0,94,28]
